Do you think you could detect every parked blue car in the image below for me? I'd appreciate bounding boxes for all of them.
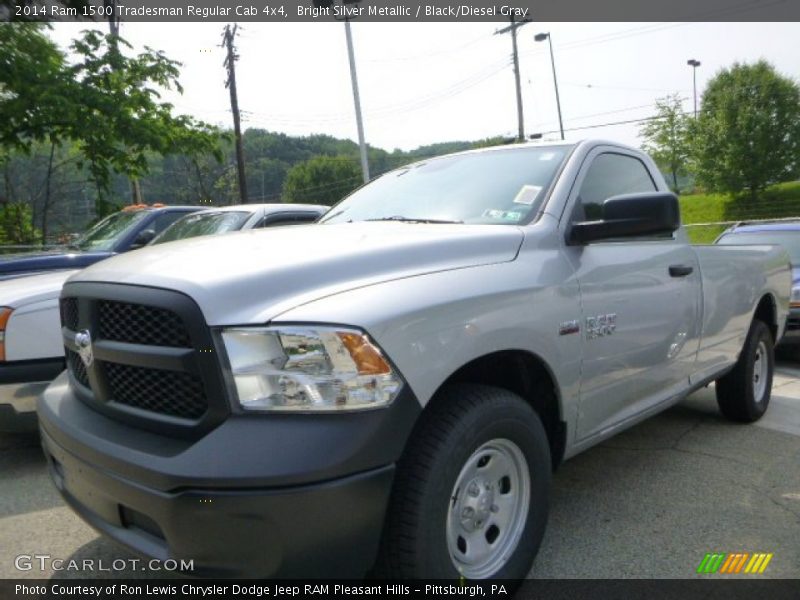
[0,204,202,280]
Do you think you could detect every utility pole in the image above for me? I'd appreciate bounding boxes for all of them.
[222,24,248,204]
[312,0,370,183]
[344,18,370,183]
[495,16,531,142]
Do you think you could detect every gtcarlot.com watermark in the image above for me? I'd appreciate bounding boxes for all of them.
[15,554,194,572]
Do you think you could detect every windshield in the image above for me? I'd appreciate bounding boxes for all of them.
[72,211,150,252]
[321,145,572,226]
[151,211,251,245]
[717,231,800,264]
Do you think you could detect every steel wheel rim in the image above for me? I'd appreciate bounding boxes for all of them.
[753,340,768,403]
[446,438,531,579]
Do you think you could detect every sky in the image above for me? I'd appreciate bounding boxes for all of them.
[48,22,800,152]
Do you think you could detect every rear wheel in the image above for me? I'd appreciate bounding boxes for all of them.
[716,319,773,423]
[376,384,551,579]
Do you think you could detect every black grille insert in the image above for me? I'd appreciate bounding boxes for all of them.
[98,301,191,348]
[104,362,207,420]
[66,349,89,388]
[60,298,78,330]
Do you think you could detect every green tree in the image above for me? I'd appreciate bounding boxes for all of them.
[282,155,361,206]
[693,60,800,200]
[639,94,692,193]
[67,30,223,202]
[0,203,39,245]
[0,24,72,156]
[0,25,224,215]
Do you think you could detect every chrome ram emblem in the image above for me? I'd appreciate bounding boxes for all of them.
[75,330,94,368]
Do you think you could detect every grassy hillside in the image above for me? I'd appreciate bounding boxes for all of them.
[680,181,800,243]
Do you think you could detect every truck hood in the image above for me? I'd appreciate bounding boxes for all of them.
[0,250,112,278]
[70,222,524,325]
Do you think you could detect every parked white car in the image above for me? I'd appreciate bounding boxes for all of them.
[0,203,326,431]
[0,270,79,431]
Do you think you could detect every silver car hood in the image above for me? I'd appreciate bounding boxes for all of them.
[69,222,524,325]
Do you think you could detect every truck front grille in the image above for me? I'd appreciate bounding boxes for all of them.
[98,300,191,347]
[60,298,78,331]
[105,362,207,420]
[59,283,229,438]
[65,349,89,388]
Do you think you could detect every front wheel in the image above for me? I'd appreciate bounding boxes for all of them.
[376,384,551,579]
[716,319,774,422]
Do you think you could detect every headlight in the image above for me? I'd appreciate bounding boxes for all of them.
[221,326,403,412]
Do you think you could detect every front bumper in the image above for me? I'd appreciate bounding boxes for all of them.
[38,372,421,578]
[0,358,64,432]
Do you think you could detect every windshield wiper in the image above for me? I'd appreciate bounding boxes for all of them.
[365,216,463,224]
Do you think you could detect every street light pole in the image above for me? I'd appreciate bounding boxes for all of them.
[344,18,370,183]
[314,0,370,183]
[687,58,701,118]
[535,32,564,140]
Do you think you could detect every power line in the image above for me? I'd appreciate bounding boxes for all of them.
[362,31,493,64]
[563,82,693,94]
[232,57,512,126]
[528,101,676,131]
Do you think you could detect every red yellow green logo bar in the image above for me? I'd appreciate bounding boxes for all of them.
[697,552,773,574]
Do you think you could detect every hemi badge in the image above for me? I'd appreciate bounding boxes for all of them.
[559,320,580,336]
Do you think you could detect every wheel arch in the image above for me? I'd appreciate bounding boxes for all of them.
[424,349,566,470]
[753,292,778,342]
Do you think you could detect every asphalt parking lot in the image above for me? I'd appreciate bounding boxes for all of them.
[1,363,799,580]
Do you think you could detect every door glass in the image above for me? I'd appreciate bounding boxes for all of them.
[575,153,656,221]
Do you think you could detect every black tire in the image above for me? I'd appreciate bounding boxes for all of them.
[375,383,551,579]
[716,319,774,423]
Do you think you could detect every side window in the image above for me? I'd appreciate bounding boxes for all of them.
[574,153,656,221]
[151,212,190,234]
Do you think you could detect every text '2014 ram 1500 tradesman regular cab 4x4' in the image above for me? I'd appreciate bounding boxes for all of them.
[39,140,790,580]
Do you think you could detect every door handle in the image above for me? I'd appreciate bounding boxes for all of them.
[669,264,694,277]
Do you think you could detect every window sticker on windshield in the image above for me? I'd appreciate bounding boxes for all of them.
[513,185,542,205]
[539,152,557,161]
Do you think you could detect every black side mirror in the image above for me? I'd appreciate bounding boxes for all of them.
[130,229,156,249]
[568,192,680,245]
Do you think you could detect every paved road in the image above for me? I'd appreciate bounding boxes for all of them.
[1,364,799,580]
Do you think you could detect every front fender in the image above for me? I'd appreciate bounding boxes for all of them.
[272,258,582,420]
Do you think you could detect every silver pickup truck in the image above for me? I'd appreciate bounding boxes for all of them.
[38,140,790,580]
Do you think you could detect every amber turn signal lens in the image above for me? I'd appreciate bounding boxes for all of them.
[0,307,13,362]
[337,332,392,375]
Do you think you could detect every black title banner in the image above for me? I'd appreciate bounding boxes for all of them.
[1,0,799,23]
[3,580,800,600]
